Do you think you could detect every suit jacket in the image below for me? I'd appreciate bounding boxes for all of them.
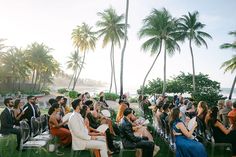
[22,103,40,124]
[119,117,142,149]
[0,108,15,134]
[68,111,91,150]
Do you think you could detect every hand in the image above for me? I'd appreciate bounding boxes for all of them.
[100,132,105,136]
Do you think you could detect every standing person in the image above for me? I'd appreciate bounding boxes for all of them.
[0,98,22,151]
[228,101,236,130]
[13,99,25,126]
[23,95,40,126]
[169,107,207,157]
[119,108,156,157]
[68,99,108,157]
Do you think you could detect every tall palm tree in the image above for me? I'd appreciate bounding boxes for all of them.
[139,8,180,96]
[220,30,236,99]
[96,7,125,94]
[66,50,83,89]
[179,11,212,93]
[120,0,129,98]
[71,23,96,90]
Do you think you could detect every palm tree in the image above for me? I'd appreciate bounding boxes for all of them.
[179,11,212,93]
[120,0,129,99]
[96,7,125,94]
[139,8,180,96]
[26,42,56,92]
[220,30,236,99]
[71,23,96,90]
[66,50,83,89]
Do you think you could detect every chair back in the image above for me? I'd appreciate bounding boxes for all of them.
[20,120,31,143]
[39,114,48,133]
[31,117,40,137]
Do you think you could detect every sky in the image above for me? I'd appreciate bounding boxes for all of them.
[0,0,235,93]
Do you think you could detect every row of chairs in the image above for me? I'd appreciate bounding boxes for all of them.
[18,115,52,156]
[152,112,232,156]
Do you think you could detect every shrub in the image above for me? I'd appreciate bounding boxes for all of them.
[129,97,138,103]
[68,90,78,99]
[57,88,68,94]
[104,93,119,101]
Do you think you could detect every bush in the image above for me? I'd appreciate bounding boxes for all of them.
[41,89,50,95]
[129,97,138,103]
[68,90,78,99]
[57,88,68,94]
[104,93,119,101]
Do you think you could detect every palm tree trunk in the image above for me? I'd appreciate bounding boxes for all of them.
[120,0,129,99]
[189,39,196,93]
[109,43,114,93]
[162,42,167,96]
[72,51,86,91]
[31,69,35,85]
[229,75,236,100]
[112,45,117,94]
[68,71,76,89]
[141,41,162,96]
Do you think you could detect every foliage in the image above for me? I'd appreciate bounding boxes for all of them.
[57,88,69,94]
[129,97,138,103]
[0,42,60,94]
[41,88,50,95]
[71,23,97,90]
[96,7,125,94]
[138,8,180,95]
[104,92,119,101]
[68,90,78,99]
[138,72,224,106]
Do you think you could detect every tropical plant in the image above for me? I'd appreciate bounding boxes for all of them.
[26,42,59,92]
[178,11,212,93]
[220,30,236,99]
[138,8,180,96]
[66,50,83,89]
[71,23,96,90]
[96,7,125,94]
[120,0,129,99]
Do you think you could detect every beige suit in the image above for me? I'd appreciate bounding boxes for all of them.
[68,111,108,157]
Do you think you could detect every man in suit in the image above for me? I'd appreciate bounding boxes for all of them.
[68,99,108,157]
[22,95,40,127]
[0,98,22,151]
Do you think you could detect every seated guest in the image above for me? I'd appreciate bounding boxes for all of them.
[68,99,108,157]
[196,101,208,138]
[13,99,25,126]
[119,108,156,157]
[116,100,128,123]
[228,101,236,130]
[22,95,40,126]
[99,92,109,108]
[62,97,71,114]
[169,107,207,157]
[222,100,233,128]
[206,107,236,156]
[86,102,119,153]
[48,103,71,146]
[0,98,22,151]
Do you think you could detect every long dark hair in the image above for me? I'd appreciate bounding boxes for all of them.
[14,99,21,109]
[48,103,59,115]
[197,101,208,120]
[169,107,180,128]
[80,105,88,119]
[205,106,218,128]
